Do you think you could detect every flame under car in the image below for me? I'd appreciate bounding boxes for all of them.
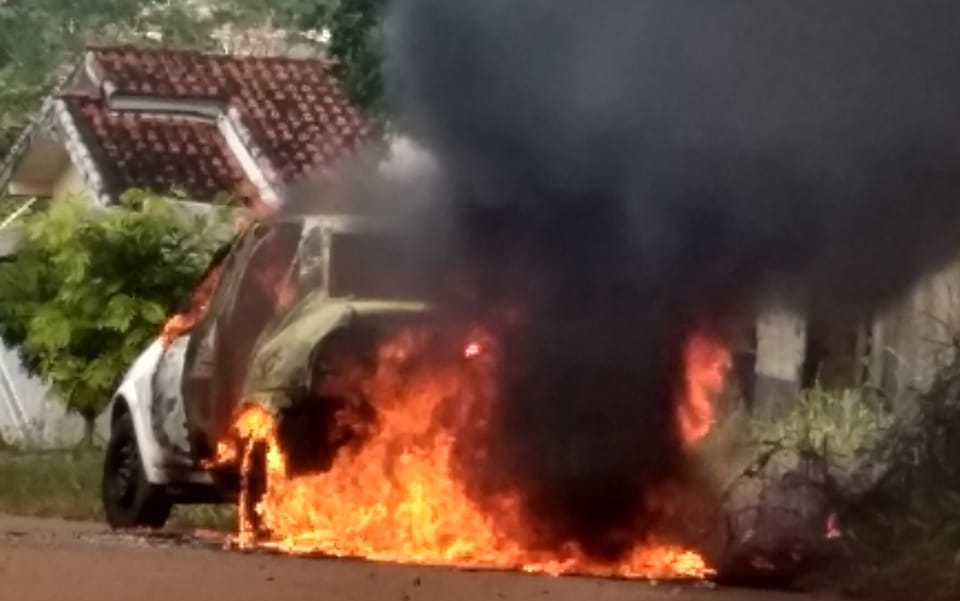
[100,210,444,529]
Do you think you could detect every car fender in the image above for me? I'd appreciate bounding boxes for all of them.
[110,339,168,484]
[241,301,354,413]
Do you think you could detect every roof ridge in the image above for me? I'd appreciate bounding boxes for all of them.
[84,43,334,66]
[58,90,101,100]
[53,98,112,205]
[0,59,87,193]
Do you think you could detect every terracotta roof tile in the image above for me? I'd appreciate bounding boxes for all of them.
[88,46,371,182]
[61,95,255,204]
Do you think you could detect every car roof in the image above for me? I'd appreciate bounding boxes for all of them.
[265,211,396,234]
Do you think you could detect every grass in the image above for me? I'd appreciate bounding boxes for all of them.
[0,447,236,530]
[0,448,103,520]
[697,379,960,600]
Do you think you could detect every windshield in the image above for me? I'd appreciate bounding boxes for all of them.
[328,232,430,301]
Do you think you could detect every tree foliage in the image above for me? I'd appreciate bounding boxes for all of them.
[0,190,229,424]
[327,0,387,118]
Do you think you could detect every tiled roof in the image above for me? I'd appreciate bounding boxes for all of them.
[87,46,371,183]
[61,95,256,203]
[0,46,372,208]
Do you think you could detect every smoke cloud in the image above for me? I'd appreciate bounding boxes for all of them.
[353,0,960,558]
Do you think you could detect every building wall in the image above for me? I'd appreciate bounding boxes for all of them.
[0,227,23,258]
[752,309,807,417]
[51,163,85,201]
[0,342,109,447]
[873,259,960,399]
[749,256,960,410]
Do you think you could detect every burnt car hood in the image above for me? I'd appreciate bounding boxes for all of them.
[241,295,431,410]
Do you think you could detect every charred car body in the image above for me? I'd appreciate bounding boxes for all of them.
[101,208,454,528]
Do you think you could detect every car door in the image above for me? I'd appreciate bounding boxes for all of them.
[181,220,304,461]
[149,334,194,464]
[147,236,240,465]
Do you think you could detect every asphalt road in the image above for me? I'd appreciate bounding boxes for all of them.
[0,515,835,601]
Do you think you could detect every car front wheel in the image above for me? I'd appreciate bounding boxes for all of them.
[102,412,171,529]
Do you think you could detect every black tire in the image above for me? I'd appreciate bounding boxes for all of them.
[102,412,172,529]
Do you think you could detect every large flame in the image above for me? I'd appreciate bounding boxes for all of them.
[677,334,732,447]
[215,327,728,580]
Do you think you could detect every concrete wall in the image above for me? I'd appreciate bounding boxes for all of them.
[51,164,85,201]
[749,255,960,409]
[0,342,109,448]
[0,227,23,257]
[873,259,960,399]
[753,309,807,417]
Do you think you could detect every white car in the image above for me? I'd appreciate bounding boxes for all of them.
[100,210,440,528]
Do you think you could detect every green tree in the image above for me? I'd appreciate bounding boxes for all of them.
[327,0,386,118]
[0,0,130,152]
[0,190,230,444]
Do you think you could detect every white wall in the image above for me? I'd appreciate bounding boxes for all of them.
[753,309,807,417]
[0,227,23,258]
[0,342,109,448]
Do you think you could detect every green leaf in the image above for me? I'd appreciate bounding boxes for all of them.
[139,301,168,325]
[0,188,226,416]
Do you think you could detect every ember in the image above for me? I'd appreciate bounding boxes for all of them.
[219,328,720,580]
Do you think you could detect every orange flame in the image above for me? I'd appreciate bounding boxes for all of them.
[677,334,731,447]
[218,328,715,580]
[160,265,222,346]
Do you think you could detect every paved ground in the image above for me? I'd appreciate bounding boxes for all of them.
[0,514,836,601]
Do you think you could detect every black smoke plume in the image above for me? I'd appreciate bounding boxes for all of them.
[333,0,960,559]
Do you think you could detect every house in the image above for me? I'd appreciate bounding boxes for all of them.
[0,45,371,212]
[0,45,372,446]
[750,261,960,414]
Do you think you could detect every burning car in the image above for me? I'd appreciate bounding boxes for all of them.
[98,197,718,581]
[100,207,452,529]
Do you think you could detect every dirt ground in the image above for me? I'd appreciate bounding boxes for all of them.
[0,514,836,601]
